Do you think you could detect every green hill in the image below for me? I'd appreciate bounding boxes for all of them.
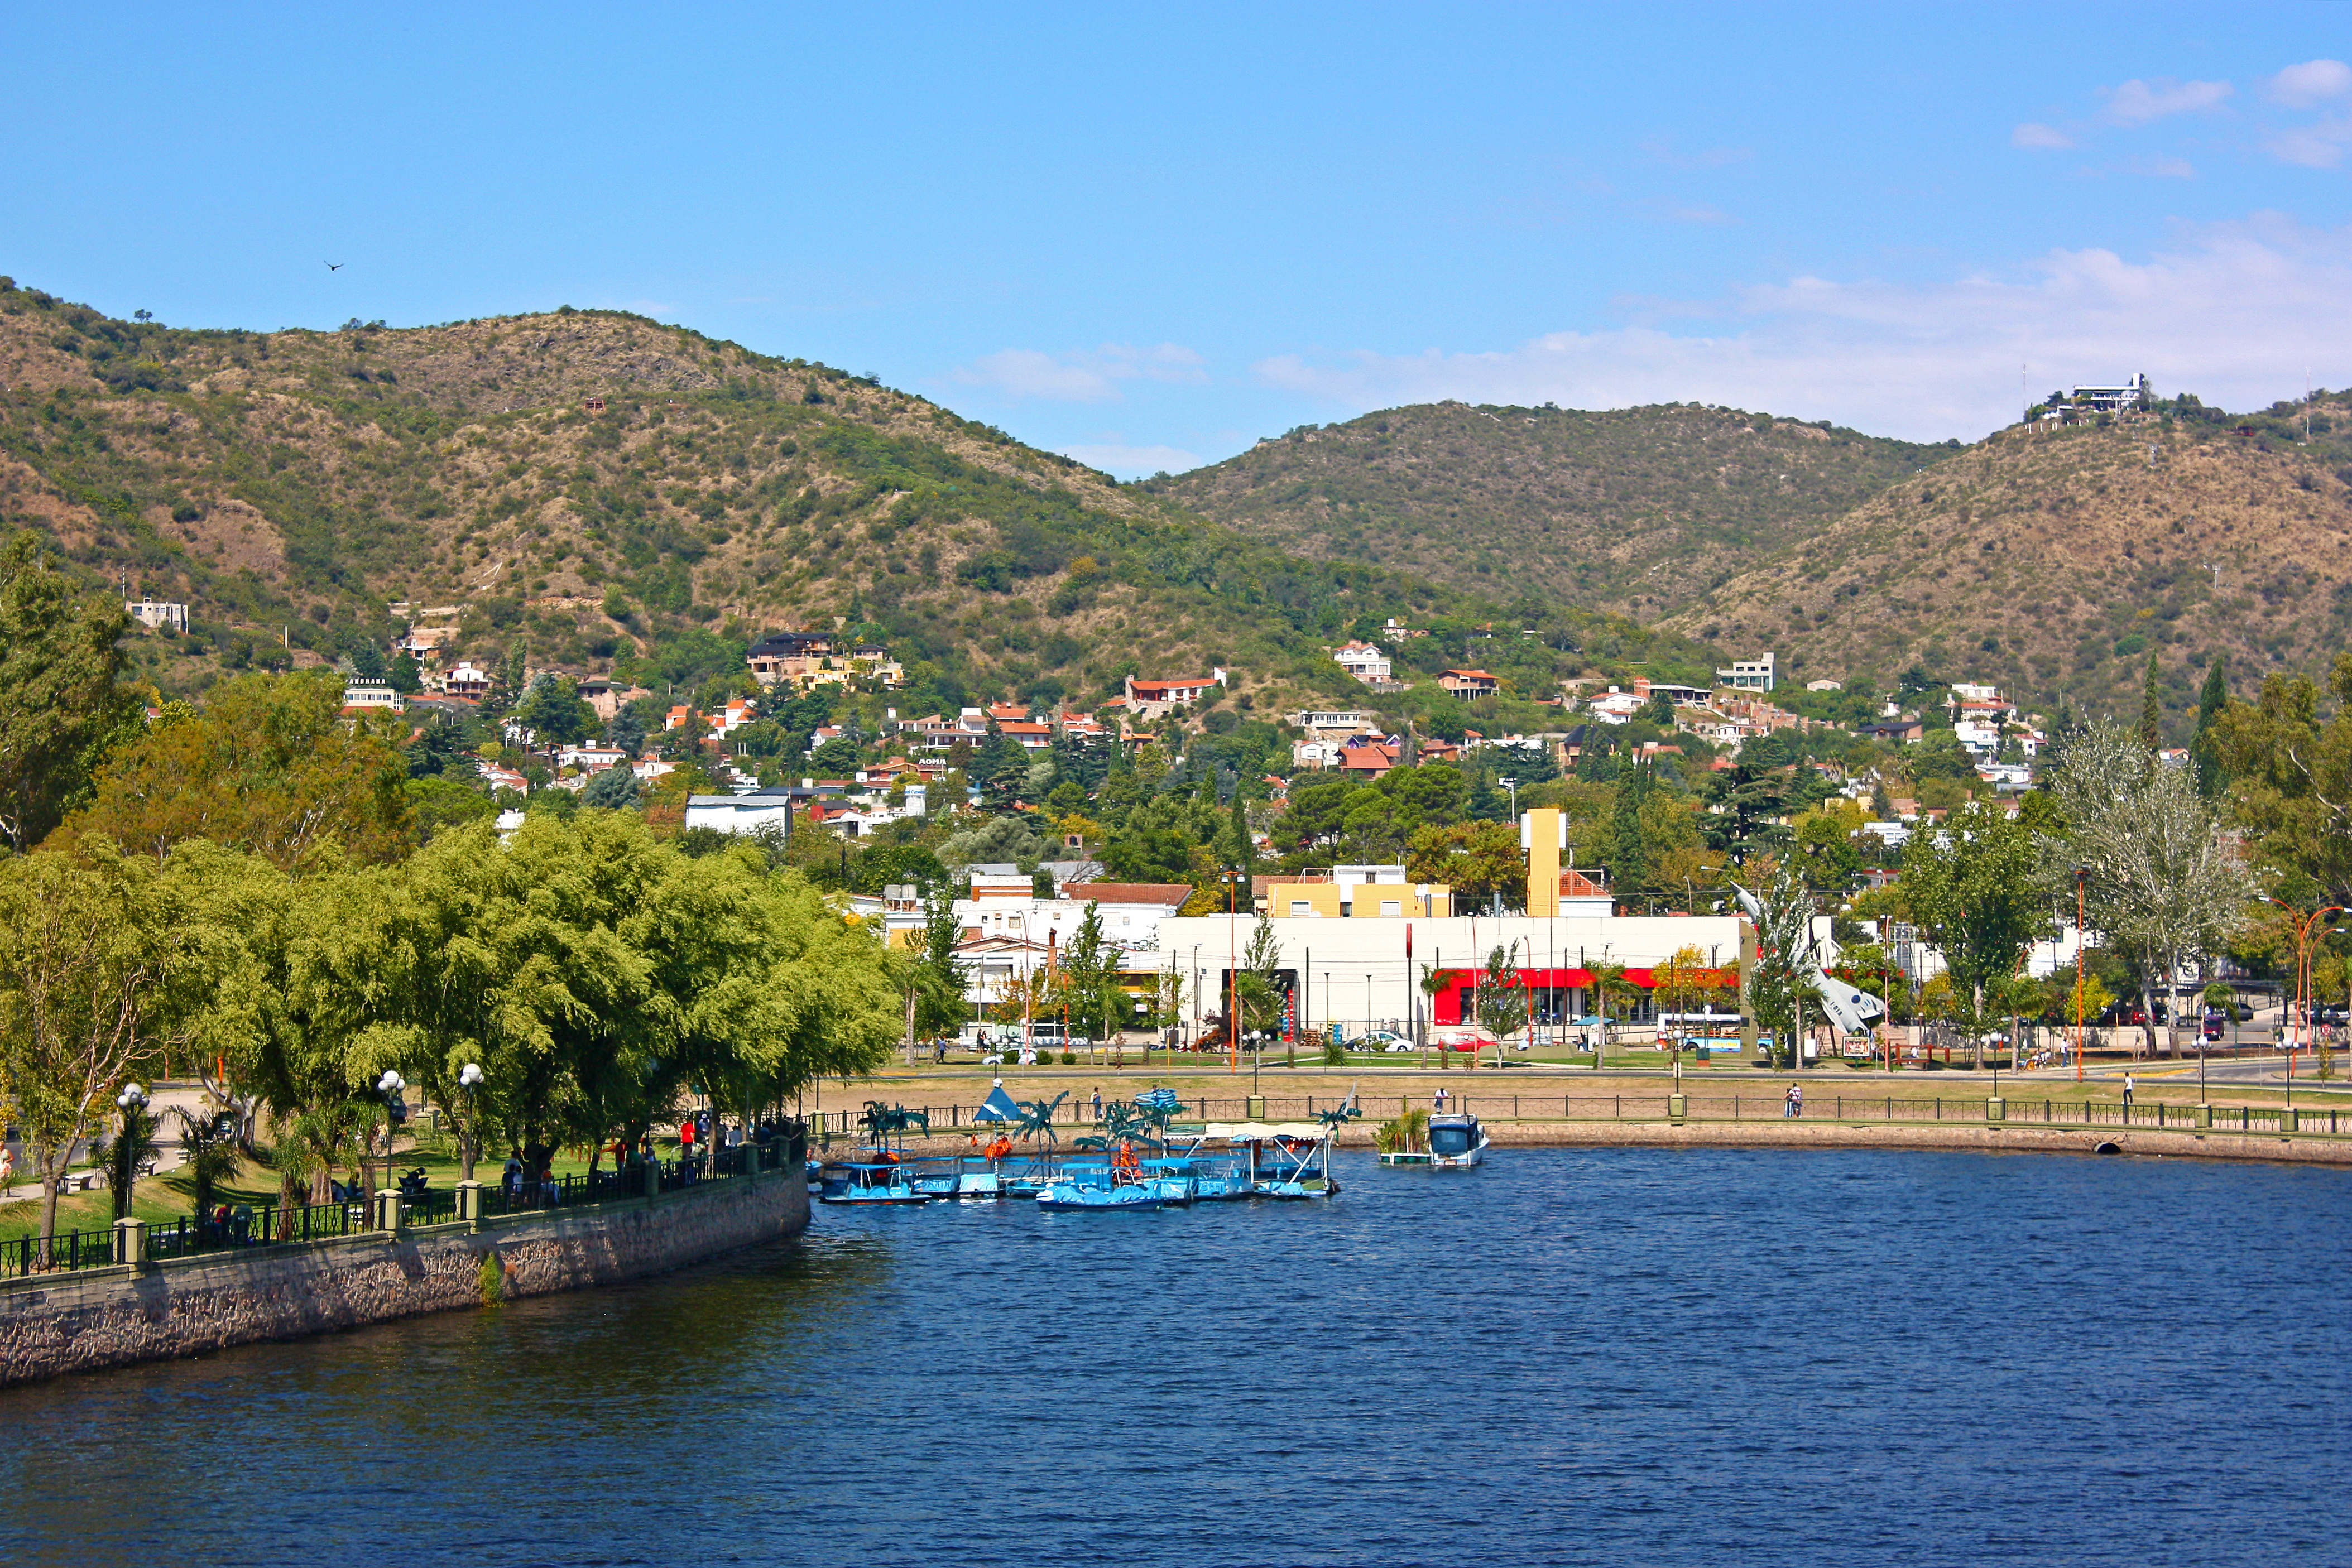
[1146,400,1948,618]
[0,278,1715,716]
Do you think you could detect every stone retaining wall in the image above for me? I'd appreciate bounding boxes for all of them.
[1463,1119,2352,1164]
[0,1169,808,1389]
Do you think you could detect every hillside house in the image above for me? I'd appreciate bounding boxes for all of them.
[1332,641,1392,684]
[1288,709,1377,737]
[1716,652,1777,692]
[341,677,403,714]
[746,631,834,685]
[1000,720,1053,752]
[443,662,494,698]
[1338,739,1401,779]
[126,598,189,632]
[1438,668,1500,699]
[1124,671,1226,719]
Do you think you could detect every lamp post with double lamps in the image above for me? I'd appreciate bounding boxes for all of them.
[375,1070,407,1205]
[112,1083,150,1218]
[1222,870,1249,1072]
[457,1063,485,1182]
[2262,898,2347,1105]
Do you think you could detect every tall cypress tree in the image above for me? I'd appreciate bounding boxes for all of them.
[2138,649,2162,752]
[2188,656,2229,798]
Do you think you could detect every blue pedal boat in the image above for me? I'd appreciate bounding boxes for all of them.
[1036,1157,1195,1211]
[815,1158,934,1205]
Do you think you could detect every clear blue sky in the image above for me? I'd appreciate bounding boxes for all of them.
[6,6,2349,472]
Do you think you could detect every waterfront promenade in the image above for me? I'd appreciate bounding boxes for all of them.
[801,1058,2352,1165]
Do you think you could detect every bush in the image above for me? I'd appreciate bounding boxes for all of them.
[1059,1050,1077,1065]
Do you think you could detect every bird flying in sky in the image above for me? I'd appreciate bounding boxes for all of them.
[324,261,343,271]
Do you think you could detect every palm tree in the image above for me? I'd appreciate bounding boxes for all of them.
[1589,960,1640,1059]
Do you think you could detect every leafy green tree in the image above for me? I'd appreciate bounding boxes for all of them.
[2046,719,2247,1058]
[2209,653,2352,909]
[0,838,252,1259]
[1406,820,1525,911]
[1587,958,1641,1055]
[2188,657,2229,799]
[1900,802,2047,1067]
[1233,913,1286,1038]
[0,531,138,852]
[1475,940,1528,1049]
[582,764,640,810]
[1059,901,1127,1042]
[911,882,968,1041]
[1736,859,1819,1068]
[517,675,596,747]
[607,707,649,758]
[70,671,413,871]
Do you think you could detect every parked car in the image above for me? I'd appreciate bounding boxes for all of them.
[1351,1029,1408,1051]
[1431,1027,1503,1053]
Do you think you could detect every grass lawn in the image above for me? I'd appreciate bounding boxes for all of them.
[0,1126,695,1244]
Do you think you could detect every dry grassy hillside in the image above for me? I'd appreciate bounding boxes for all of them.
[0,280,1700,711]
[1149,400,1945,618]
[1663,409,2352,728]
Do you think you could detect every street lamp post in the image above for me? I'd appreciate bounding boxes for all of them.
[2261,898,2348,1106]
[112,1083,150,1218]
[2073,866,2089,1084]
[457,1062,484,1182]
[375,1070,407,1198]
[1223,870,1247,1073]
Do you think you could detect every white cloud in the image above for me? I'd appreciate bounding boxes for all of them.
[2125,155,2197,179]
[1250,216,2352,442]
[2266,59,2352,108]
[1059,442,1202,478]
[2268,118,2352,169]
[2101,77,2233,125]
[952,342,1208,402]
[2011,122,2074,150]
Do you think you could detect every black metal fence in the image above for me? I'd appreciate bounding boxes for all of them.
[811,1094,2349,1138]
[0,1130,807,1280]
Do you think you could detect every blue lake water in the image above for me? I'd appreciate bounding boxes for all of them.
[5,1146,2348,1567]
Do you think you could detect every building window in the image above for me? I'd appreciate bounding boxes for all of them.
[1380,900,1402,917]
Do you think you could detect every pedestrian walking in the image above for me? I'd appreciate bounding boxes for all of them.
[1091,1087,1103,1120]
[1434,1085,1448,1112]
[1785,1082,1803,1118]
[2122,1072,2135,1115]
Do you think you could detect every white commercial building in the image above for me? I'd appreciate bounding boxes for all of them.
[1153,911,1745,1043]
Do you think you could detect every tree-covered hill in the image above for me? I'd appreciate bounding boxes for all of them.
[0,278,1715,715]
[1146,399,1948,618]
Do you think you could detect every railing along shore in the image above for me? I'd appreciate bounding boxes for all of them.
[1,1129,801,1282]
[807,1093,2350,1140]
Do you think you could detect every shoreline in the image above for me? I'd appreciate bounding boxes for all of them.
[856,1115,2352,1167]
